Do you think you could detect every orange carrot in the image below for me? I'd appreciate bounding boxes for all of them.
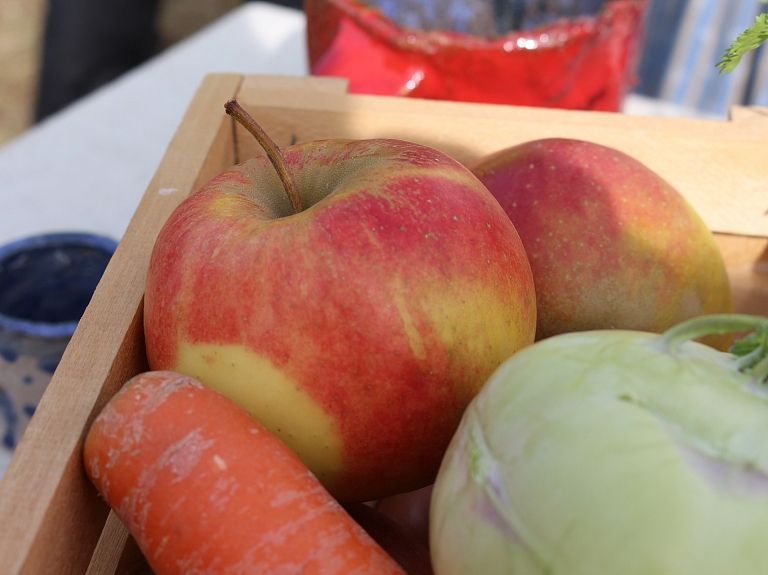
[83,370,408,575]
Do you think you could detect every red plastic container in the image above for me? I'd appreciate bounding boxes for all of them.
[305,0,650,111]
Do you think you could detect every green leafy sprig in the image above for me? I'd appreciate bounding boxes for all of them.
[717,7,768,74]
[730,323,768,384]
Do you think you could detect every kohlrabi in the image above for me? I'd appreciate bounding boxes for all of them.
[430,314,768,575]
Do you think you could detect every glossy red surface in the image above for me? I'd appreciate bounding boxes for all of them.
[306,0,650,111]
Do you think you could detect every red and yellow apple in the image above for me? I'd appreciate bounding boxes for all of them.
[144,103,536,502]
[466,138,732,348]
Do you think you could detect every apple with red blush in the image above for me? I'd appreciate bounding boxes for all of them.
[467,138,732,349]
[143,100,536,503]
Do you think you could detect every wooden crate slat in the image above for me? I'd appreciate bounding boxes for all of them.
[233,85,768,239]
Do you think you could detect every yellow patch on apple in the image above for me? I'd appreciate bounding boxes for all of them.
[175,343,343,484]
[389,269,532,375]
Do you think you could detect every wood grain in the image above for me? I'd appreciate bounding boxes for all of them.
[85,512,131,575]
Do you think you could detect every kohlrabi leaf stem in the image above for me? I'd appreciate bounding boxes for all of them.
[733,344,766,371]
[659,314,768,384]
[748,354,768,384]
[730,323,768,384]
[224,99,303,214]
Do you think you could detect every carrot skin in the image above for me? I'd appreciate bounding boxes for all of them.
[83,370,408,575]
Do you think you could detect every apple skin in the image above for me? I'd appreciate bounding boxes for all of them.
[466,138,732,349]
[144,138,536,503]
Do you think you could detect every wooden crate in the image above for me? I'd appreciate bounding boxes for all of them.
[0,73,765,575]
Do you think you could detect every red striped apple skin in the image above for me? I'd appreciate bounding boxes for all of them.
[468,138,732,349]
[144,138,536,502]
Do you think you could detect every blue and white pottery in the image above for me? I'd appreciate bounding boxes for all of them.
[0,232,118,449]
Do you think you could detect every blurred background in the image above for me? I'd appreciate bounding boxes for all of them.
[0,0,766,148]
[0,0,45,146]
[0,0,291,146]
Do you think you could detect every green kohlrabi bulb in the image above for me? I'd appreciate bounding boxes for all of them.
[430,314,768,575]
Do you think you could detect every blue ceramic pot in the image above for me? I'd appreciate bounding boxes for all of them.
[0,232,118,448]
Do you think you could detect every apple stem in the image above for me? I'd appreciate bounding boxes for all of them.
[224,99,303,214]
[658,313,768,384]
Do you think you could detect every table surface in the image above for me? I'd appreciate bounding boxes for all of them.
[0,2,723,479]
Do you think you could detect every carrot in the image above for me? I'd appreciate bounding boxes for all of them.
[83,370,408,575]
